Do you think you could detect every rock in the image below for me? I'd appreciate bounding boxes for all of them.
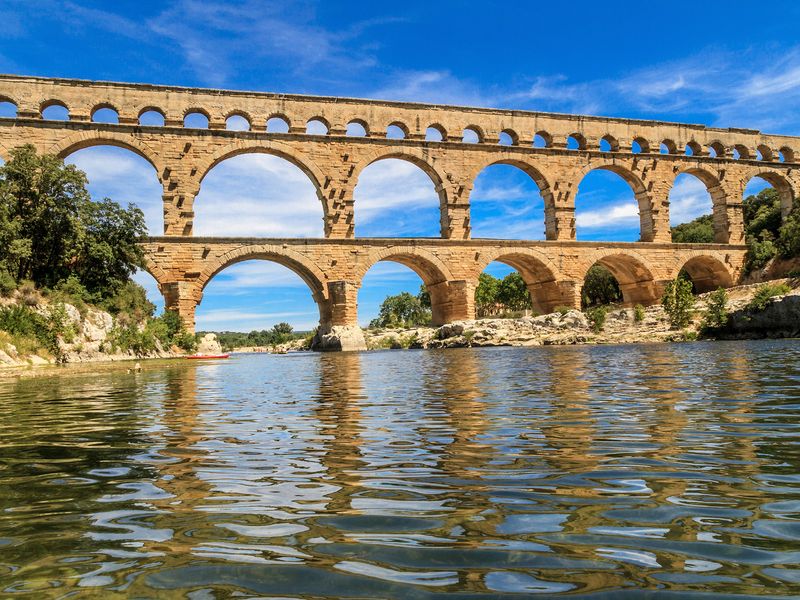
[312,325,367,352]
[196,333,223,355]
[437,323,465,339]
[83,310,113,342]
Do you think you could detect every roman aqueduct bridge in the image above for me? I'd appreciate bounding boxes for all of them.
[0,75,797,349]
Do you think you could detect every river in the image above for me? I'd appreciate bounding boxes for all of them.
[1,341,799,598]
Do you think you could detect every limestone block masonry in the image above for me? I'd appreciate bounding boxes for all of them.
[0,74,796,350]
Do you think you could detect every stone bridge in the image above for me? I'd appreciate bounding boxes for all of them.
[0,74,797,349]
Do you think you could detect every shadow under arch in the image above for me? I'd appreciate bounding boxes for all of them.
[192,140,330,231]
[585,252,660,306]
[672,167,730,243]
[745,169,796,219]
[356,246,456,325]
[49,131,165,179]
[677,255,733,293]
[351,150,449,237]
[576,162,654,241]
[476,248,565,314]
[468,158,554,239]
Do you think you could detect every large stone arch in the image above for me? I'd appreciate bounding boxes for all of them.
[671,166,730,243]
[350,148,450,237]
[475,246,567,314]
[49,131,165,179]
[467,158,556,240]
[355,245,457,325]
[574,160,656,242]
[674,254,734,293]
[744,168,797,218]
[580,250,661,306]
[198,244,329,304]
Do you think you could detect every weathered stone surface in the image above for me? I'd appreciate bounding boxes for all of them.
[196,333,222,355]
[312,325,367,352]
[1,75,797,348]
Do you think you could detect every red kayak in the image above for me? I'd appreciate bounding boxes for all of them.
[185,354,230,360]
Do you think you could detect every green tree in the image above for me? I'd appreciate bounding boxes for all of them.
[777,207,800,259]
[0,145,147,296]
[661,277,695,329]
[700,287,729,332]
[369,292,431,328]
[497,272,532,312]
[581,265,622,308]
[474,272,500,317]
[671,214,714,243]
[417,284,431,308]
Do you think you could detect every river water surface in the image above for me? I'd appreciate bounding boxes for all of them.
[1,341,799,598]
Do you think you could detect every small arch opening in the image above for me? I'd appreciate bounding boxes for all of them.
[0,100,16,118]
[386,123,407,140]
[306,118,329,135]
[425,125,445,142]
[583,255,659,307]
[679,257,732,294]
[631,138,649,154]
[184,111,209,129]
[685,141,702,157]
[779,147,794,163]
[567,133,586,150]
[91,106,119,124]
[267,116,290,133]
[660,139,677,154]
[226,114,251,131]
[138,109,165,127]
[756,145,773,162]
[707,142,725,158]
[733,145,750,160]
[498,130,517,146]
[42,102,69,121]
[346,120,368,137]
[600,135,619,152]
[533,131,551,148]
[462,127,482,144]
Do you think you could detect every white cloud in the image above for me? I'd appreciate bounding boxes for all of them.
[576,202,639,229]
[196,308,318,332]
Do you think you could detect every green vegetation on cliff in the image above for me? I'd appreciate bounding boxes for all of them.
[0,145,195,358]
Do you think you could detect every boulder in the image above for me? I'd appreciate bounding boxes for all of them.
[196,333,223,355]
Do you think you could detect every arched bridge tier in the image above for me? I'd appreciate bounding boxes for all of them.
[143,237,747,333]
[1,74,798,242]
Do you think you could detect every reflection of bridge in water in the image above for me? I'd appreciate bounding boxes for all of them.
[1,75,798,349]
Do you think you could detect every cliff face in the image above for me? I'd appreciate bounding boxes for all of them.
[0,299,176,368]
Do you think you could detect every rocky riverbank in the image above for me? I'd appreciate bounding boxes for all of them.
[252,279,800,353]
[0,295,180,368]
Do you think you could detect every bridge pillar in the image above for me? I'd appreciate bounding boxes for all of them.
[161,281,198,334]
[714,181,745,244]
[428,280,475,324]
[546,178,577,240]
[312,281,366,351]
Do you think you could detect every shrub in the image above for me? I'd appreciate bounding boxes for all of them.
[633,304,645,323]
[777,207,800,259]
[0,270,16,297]
[662,277,695,329]
[554,305,572,315]
[18,280,40,306]
[746,283,791,312]
[586,305,607,333]
[744,235,777,272]
[700,288,729,331]
[51,275,91,316]
[0,303,73,361]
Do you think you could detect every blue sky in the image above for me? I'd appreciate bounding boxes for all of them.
[0,1,797,330]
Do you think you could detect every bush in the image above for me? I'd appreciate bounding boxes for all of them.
[18,280,40,306]
[633,304,645,322]
[700,288,729,331]
[586,305,607,333]
[50,275,91,316]
[777,208,800,259]
[744,234,777,272]
[0,270,16,297]
[662,277,695,329]
[554,305,572,315]
[746,283,791,312]
[0,303,73,361]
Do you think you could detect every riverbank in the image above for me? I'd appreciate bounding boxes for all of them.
[252,278,800,353]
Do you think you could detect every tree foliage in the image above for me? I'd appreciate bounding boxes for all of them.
[671,214,714,243]
[581,265,622,308]
[661,277,695,329]
[370,292,431,328]
[473,272,532,317]
[0,145,147,298]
